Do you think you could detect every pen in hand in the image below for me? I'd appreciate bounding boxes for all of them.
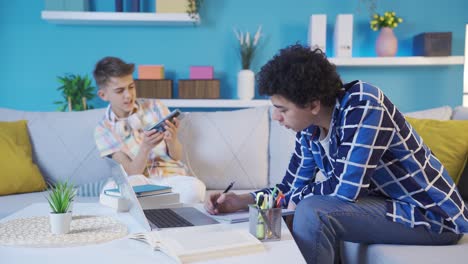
[214,181,235,209]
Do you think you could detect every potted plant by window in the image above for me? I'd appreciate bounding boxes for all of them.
[54,74,96,111]
[46,182,76,234]
[234,25,263,100]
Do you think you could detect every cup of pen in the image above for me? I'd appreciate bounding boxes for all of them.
[248,204,282,241]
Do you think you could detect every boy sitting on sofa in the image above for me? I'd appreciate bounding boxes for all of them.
[205,45,468,263]
[93,56,205,203]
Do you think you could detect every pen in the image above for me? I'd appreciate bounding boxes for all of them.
[222,181,235,194]
[214,181,235,209]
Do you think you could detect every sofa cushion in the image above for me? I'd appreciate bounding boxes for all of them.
[405,105,452,120]
[456,161,468,201]
[0,120,46,195]
[341,235,468,264]
[269,108,296,185]
[178,106,269,190]
[0,108,110,196]
[406,117,468,183]
[452,106,468,120]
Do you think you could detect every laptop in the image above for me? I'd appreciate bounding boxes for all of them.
[106,157,219,231]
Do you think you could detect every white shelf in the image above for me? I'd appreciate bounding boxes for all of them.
[159,99,271,108]
[329,56,464,66]
[41,11,199,26]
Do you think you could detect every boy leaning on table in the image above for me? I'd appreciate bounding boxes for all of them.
[205,44,468,264]
[92,56,206,204]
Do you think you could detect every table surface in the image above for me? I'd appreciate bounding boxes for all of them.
[0,203,306,264]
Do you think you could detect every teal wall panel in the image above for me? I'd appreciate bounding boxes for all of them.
[0,0,466,112]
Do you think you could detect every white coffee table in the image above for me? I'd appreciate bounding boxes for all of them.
[0,203,306,264]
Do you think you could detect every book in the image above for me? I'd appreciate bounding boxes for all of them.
[104,184,172,197]
[210,208,295,224]
[129,224,265,263]
[99,193,182,211]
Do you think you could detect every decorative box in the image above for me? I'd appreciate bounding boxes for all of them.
[189,66,214,80]
[178,80,220,99]
[138,65,165,80]
[135,79,173,99]
[413,32,452,56]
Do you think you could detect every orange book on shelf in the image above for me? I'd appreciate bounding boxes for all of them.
[138,65,165,80]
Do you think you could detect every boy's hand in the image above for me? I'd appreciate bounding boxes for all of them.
[163,117,179,144]
[204,192,250,215]
[141,129,164,151]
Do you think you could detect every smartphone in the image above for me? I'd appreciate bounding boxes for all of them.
[145,109,182,132]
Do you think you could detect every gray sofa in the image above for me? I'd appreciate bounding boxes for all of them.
[0,104,467,263]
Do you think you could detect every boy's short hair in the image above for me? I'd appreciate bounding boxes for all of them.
[93,57,135,89]
[257,44,342,108]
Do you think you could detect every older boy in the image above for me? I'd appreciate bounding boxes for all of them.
[93,56,205,203]
[205,45,467,263]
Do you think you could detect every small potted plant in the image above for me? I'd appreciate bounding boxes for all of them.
[46,182,76,234]
[54,73,96,112]
[233,25,263,100]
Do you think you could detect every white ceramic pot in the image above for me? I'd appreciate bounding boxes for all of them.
[237,69,255,100]
[49,212,72,234]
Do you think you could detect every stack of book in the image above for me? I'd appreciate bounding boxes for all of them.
[100,184,181,210]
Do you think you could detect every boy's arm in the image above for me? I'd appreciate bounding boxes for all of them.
[163,117,183,161]
[112,129,165,175]
[253,130,318,205]
[291,101,394,204]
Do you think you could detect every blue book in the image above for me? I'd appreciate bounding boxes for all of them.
[104,184,172,197]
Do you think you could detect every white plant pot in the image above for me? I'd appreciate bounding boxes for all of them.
[237,69,255,100]
[49,212,72,234]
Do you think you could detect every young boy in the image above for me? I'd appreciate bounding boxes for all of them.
[93,56,205,203]
[205,45,467,263]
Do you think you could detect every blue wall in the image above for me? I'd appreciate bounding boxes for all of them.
[1,0,467,112]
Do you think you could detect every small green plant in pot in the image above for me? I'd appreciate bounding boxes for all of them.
[54,74,96,112]
[46,182,76,234]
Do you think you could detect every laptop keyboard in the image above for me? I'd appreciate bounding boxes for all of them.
[144,208,194,228]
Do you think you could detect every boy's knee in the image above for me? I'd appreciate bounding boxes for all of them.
[173,176,206,204]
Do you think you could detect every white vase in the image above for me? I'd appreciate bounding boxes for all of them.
[237,69,255,100]
[49,212,72,234]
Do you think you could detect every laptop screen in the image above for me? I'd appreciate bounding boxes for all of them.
[106,157,152,231]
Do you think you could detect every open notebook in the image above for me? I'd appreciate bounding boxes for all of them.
[129,224,265,263]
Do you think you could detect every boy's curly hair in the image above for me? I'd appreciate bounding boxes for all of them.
[257,44,342,107]
[93,57,135,90]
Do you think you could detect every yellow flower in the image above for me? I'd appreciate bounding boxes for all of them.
[373,14,379,19]
[398,18,403,23]
[380,17,384,21]
[392,12,396,16]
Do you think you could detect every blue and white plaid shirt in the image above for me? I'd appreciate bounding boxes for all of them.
[258,80,468,234]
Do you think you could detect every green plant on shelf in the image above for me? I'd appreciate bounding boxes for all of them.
[187,0,203,21]
[370,11,403,31]
[54,73,96,111]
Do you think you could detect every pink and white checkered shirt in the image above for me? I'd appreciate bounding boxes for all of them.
[94,98,188,177]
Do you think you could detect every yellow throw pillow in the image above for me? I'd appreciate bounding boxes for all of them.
[0,120,46,195]
[406,117,468,183]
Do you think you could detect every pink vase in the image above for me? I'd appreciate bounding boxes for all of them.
[375,27,398,57]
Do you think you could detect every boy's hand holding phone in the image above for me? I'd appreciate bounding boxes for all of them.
[141,129,164,152]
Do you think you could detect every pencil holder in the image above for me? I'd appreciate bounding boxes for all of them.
[248,205,282,241]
